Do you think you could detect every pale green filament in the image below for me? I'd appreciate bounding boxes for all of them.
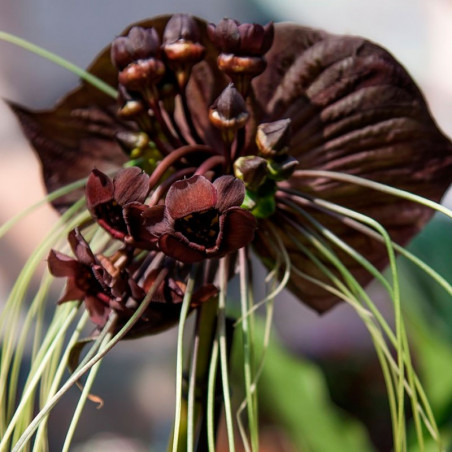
[0,31,117,98]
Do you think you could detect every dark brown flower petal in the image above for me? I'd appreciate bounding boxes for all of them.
[219,208,256,255]
[123,202,160,247]
[213,175,246,211]
[68,229,96,266]
[86,169,115,212]
[7,100,127,212]
[84,295,111,326]
[48,250,80,277]
[166,175,217,219]
[159,234,207,263]
[251,23,452,312]
[58,280,86,304]
[113,167,150,205]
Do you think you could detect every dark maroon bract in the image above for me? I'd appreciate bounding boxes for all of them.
[11,13,452,322]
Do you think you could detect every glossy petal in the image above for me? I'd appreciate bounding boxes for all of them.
[166,175,217,219]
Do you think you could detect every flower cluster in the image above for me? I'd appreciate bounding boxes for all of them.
[12,14,452,330]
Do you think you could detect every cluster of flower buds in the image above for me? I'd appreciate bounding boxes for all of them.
[234,118,298,218]
[207,19,274,96]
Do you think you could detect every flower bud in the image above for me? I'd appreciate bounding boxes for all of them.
[267,155,299,181]
[111,26,161,69]
[118,59,166,91]
[207,19,274,56]
[116,85,145,118]
[162,14,206,88]
[256,119,292,157]
[234,156,268,191]
[209,84,249,138]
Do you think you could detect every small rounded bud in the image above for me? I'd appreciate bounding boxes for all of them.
[116,86,145,118]
[118,59,166,91]
[256,119,292,157]
[209,84,249,132]
[234,156,268,191]
[217,54,267,77]
[208,19,274,56]
[111,26,161,69]
[163,14,205,62]
[162,15,205,88]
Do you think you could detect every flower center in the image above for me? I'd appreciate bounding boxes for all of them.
[175,209,220,249]
[95,202,127,235]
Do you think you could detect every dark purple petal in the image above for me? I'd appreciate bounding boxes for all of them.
[123,202,160,247]
[8,102,127,212]
[86,169,114,212]
[57,279,86,304]
[217,208,256,255]
[213,176,246,211]
[113,167,150,205]
[159,234,207,263]
[141,204,170,236]
[166,175,217,219]
[84,295,111,327]
[68,229,96,266]
[48,250,80,277]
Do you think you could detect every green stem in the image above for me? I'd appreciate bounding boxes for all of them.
[171,266,197,452]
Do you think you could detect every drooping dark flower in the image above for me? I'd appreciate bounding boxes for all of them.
[142,175,256,263]
[11,14,452,315]
[86,166,150,242]
[47,229,127,326]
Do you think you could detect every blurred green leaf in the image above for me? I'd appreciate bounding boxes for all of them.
[232,323,375,451]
